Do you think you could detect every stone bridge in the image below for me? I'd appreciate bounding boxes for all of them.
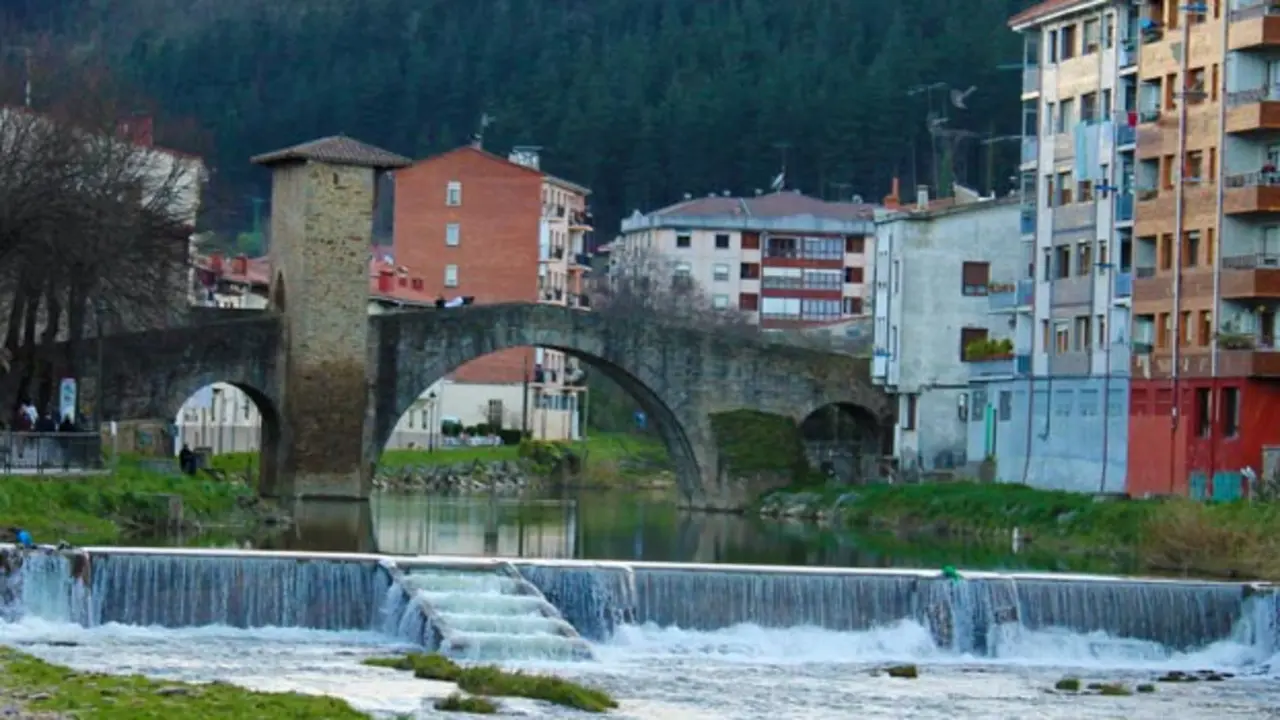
[72,135,892,510]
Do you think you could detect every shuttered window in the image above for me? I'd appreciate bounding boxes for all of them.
[962,261,990,296]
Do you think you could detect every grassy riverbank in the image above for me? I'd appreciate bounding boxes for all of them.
[762,482,1280,580]
[0,459,260,545]
[0,647,369,718]
[214,432,672,489]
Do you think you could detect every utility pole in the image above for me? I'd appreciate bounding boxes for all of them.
[980,130,1021,196]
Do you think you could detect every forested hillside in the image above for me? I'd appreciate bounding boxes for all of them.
[3,0,1036,236]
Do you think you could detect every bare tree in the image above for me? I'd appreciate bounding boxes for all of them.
[0,55,206,414]
[589,244,756,333]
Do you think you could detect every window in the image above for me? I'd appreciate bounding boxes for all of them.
[843,297,863,314]
[998,391,1013,422]
[1186,150,1204,183]
[741,232,761,250]
[971,389,988,424]
[902,394,917,431]
[1183,230,1201,267]
[445,223,460,247]
[844,267,864,283]
[713,263,730,281]
[1157,312,1171,348]
[1081,92,1098,123]
[1041,319,1050,352]
[673,262,692,278]
[845,236,865,253]
[1196,388,1212,438]
[1055,245,1071,279]
[1043,248,1052,281]
[1054,321,1070,353]
[960,327,989,361]
[1181,310,1193,346]
[1103,12,1115,48]
[1044,173,1055,206]
[1048,29,1059,63]
[676,233,691,249]
[1102,88,1113,117]
[446,181,462,206]
[1057,99,1073,133]
[487,399,504,429]
[1078,241,1092,275]
[1159,233,1174,269]
[1083,18,1100,54]
[1097,239,1108,268]
[1097,313,1107,349]
[800,298,842,320]
[740,262,760,279]
[1187,68,1206,105]
[444,264,458,287]
[1057,171,1073,204]
[712,294,730,309]
[1199,310,1212,346]
[1221,387,1240,437]
[715,233,731,249]
[1075,315,1092,351]
[1078,179,1094,202]
[962,261,990,296]
[739,292,759,310]
[803,269,843,289]
[1061,24,1077,59]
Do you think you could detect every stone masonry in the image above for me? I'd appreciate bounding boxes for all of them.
[54,135,892,509]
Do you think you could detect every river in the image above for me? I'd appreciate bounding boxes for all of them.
[2,490,1277,718]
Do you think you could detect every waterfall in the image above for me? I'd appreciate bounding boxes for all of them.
[88,552,389,630]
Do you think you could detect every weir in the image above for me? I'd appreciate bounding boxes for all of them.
[0,547,1276,664]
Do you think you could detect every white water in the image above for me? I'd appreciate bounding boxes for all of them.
[2,615,1278,719]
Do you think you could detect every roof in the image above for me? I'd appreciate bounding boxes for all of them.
[412,145,592,196]
[1008,0,1096,29]
[251,135,412,169]
[193,251,436,306]
[651,191,876,221]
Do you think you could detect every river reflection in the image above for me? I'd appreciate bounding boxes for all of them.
[228,492,1111,573]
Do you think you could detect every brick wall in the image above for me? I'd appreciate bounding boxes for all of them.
[394,148,541,384]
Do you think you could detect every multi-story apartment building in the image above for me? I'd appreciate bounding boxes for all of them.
[615,190,874,328]
[872,183,1023,475]
[986,0,1140,492]
[392,143,592,441]
[1126,0,1279,498]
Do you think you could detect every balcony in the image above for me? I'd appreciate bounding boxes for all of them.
[1114,271,1133,298]
[1225,84,1280,133]
[1220,335,1280,376]
[570,252,592,269]
[968,354,1030,380]
[1048,351,1090,375]
[1225,172,1280,215]
[1020,207,1036,235]
[1138,108,1161,124]
[1220,253,1280,298]
[1115,192,1134,222]
[987,278,1034,313]
[569,209,594,230]
[1021,137,1037,165]
[1228,0,1280,51]
[1023,66,1040,95]
[1119,40,1137,70]
[1116,122,1136,147]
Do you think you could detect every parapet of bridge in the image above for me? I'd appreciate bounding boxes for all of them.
[76,135,891,510]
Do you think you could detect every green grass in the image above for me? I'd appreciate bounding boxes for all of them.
[710,410,809,476]
[765,481,1280,580]
[362,653,617,713]
[0,458,254,545]
[0,647,368,719]
[434,692,497,713]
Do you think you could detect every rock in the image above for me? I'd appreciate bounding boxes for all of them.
[373,460,536,495]
[155,686,191,696]
[884,664,918,679]
[1136,684,1156,693]
[26,693,50,701]
[1053,677,1080,692]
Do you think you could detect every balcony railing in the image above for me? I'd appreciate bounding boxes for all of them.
[1115,122,1136,146]
[1119,42,1137,69]
[968,354,1030,379]
[0,432,103,473]
[1114,270,1133,298]
[987,278,1034,312]
[1138,109,1161,124]
[1023,66,1040,94]
[1116,192,1134,221]
[1135,266,1157,278]
[1226,84,1280,108]
[569,209,594,228]
[1021,136,1037,164]
[1020,207,1036,235]
[1227,171,1280,189]
[1230,0,1280,23]
[1222,252,1280,269]
[1133,341,1154,355]
[572,252,591,267]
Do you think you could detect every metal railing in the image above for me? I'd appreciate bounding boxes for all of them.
[1227,171,1280,189]
[0,432,104,473]
[1022,66,1040,94]
[1020,207,1036,235]
[1226,84,1280,108]
[1021,136,1037,165]
[1114,271,1133,298]
[1115,122,1136,146]
[1223,252,1280,269]
[1229,0,1280,23]
[1116,192,1134,221]
[1136,266,1157,278]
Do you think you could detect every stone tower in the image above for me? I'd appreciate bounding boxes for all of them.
[251,136,411,499]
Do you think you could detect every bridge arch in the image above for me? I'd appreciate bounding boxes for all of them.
[799,401,888,483]
[370,306,713,501]
[166,377,282,494]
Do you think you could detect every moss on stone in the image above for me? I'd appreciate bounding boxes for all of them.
[1053,677,1080,691]
[364,653,617,713]
[1096,682,1131,696]
[710,410,809,477]
[0,647,367,718]
[1136,683,1156,693]
[884,664,918,679]
[434,692,498,713]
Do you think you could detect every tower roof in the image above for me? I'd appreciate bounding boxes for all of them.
[251,135,412,169]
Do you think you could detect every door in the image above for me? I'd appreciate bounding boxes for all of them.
[1261,308,1275,348]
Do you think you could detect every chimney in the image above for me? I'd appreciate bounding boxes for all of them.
[916,185,930,211]
[377,269,394,293]
[231,254,248,275]
[508,146,541,169]
[209,253,224,273]
[883,177,901,210]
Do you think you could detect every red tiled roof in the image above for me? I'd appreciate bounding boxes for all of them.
[651,191,875,221]
[1009,0,1086,28]
[251,135,412,169]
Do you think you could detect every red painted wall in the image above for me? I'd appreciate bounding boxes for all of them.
[1129,377,1280,497]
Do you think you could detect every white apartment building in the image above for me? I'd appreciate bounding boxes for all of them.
[872,185,1024,472]
[616,190,875,328]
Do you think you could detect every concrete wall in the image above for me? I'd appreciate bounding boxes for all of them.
[967,375,1129,493]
